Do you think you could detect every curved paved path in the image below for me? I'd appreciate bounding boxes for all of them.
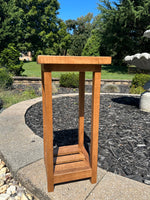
[0,94,150,200]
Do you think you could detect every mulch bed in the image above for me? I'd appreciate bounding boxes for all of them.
[25,93,150,185]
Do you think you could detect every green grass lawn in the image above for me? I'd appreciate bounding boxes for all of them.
[23,61,134,80]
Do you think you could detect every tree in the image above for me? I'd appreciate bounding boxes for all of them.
[57,21,71,55]
[0,0,61,56]
[15,0,60,55]
[95,0,150,65]
[0,0,23,52]
[82,29,101,56]
[0,44,24,75]
[66,13,94,56]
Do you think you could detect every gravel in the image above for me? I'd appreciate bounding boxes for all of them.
[25,93,150,185]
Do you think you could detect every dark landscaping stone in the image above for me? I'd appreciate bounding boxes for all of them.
[25,93,150,185]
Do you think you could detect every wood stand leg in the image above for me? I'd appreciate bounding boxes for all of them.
[42,67,54,192]
[90,71,101,183]
[41,66,47,167]
[78,72,85,148]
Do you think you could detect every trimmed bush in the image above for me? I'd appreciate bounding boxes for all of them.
[0,68,13,89]
[130,74,150,94]
[60,73,79,88]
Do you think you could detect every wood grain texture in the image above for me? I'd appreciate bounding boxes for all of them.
[40,56,111,191]
[90,71,101,184]
[43,69,54,192]
[54,167,92,184]
[37,55,111,65]
[41,65,47,167]
[53,144,80,157]
[43,64,101,72]
[78,72,85,148]
[54,152,85,165]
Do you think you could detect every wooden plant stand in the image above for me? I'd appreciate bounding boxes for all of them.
[37,56,111,192]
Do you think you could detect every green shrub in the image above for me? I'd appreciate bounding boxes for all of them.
[60,73,79,88]
[0,68,13,89]
[22,88,37,98]
[32,50,43,61]
[0,44,24,76]
[130,86,145,94]
[130,74,150,94]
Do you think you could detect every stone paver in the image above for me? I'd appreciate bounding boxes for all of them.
[87,172,150,200]
[17,159,107,200]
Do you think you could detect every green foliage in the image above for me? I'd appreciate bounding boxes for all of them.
[15,0,60,54]
[0,0,63,56]
[82,29,101,56]
[130,86,145,94]
[130,74,150,94]
[22,88,37,99]
[0,0,23,52]
[131,74,150,87]
[0,87,38,109]
[60,73,79,88]
[95,0,150,65]
[0,44,24,75]
[66,13,94,56]
[57,21,71,55]
[0,68,13,89]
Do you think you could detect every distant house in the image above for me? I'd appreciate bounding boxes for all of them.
[19,51,32,61]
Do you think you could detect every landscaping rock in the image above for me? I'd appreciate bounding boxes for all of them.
[0,167,7,175]
[25,94,150,185]
[0,160,38,200]
[0,184,8,193]
[0,193,10,200]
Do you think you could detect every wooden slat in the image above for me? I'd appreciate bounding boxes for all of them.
[37,55,112,65]
[54,160,90,174]
[43,64,101,72]
[53,144,80,157]
[54,153,85,165]
[54,167,92,184]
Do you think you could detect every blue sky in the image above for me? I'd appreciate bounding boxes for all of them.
[58,0,100,21]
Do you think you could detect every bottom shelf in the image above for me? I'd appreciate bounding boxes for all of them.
[53,144,92,184]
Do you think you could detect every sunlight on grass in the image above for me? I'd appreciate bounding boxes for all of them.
[23,62,134,80]
[23,62,41,77]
